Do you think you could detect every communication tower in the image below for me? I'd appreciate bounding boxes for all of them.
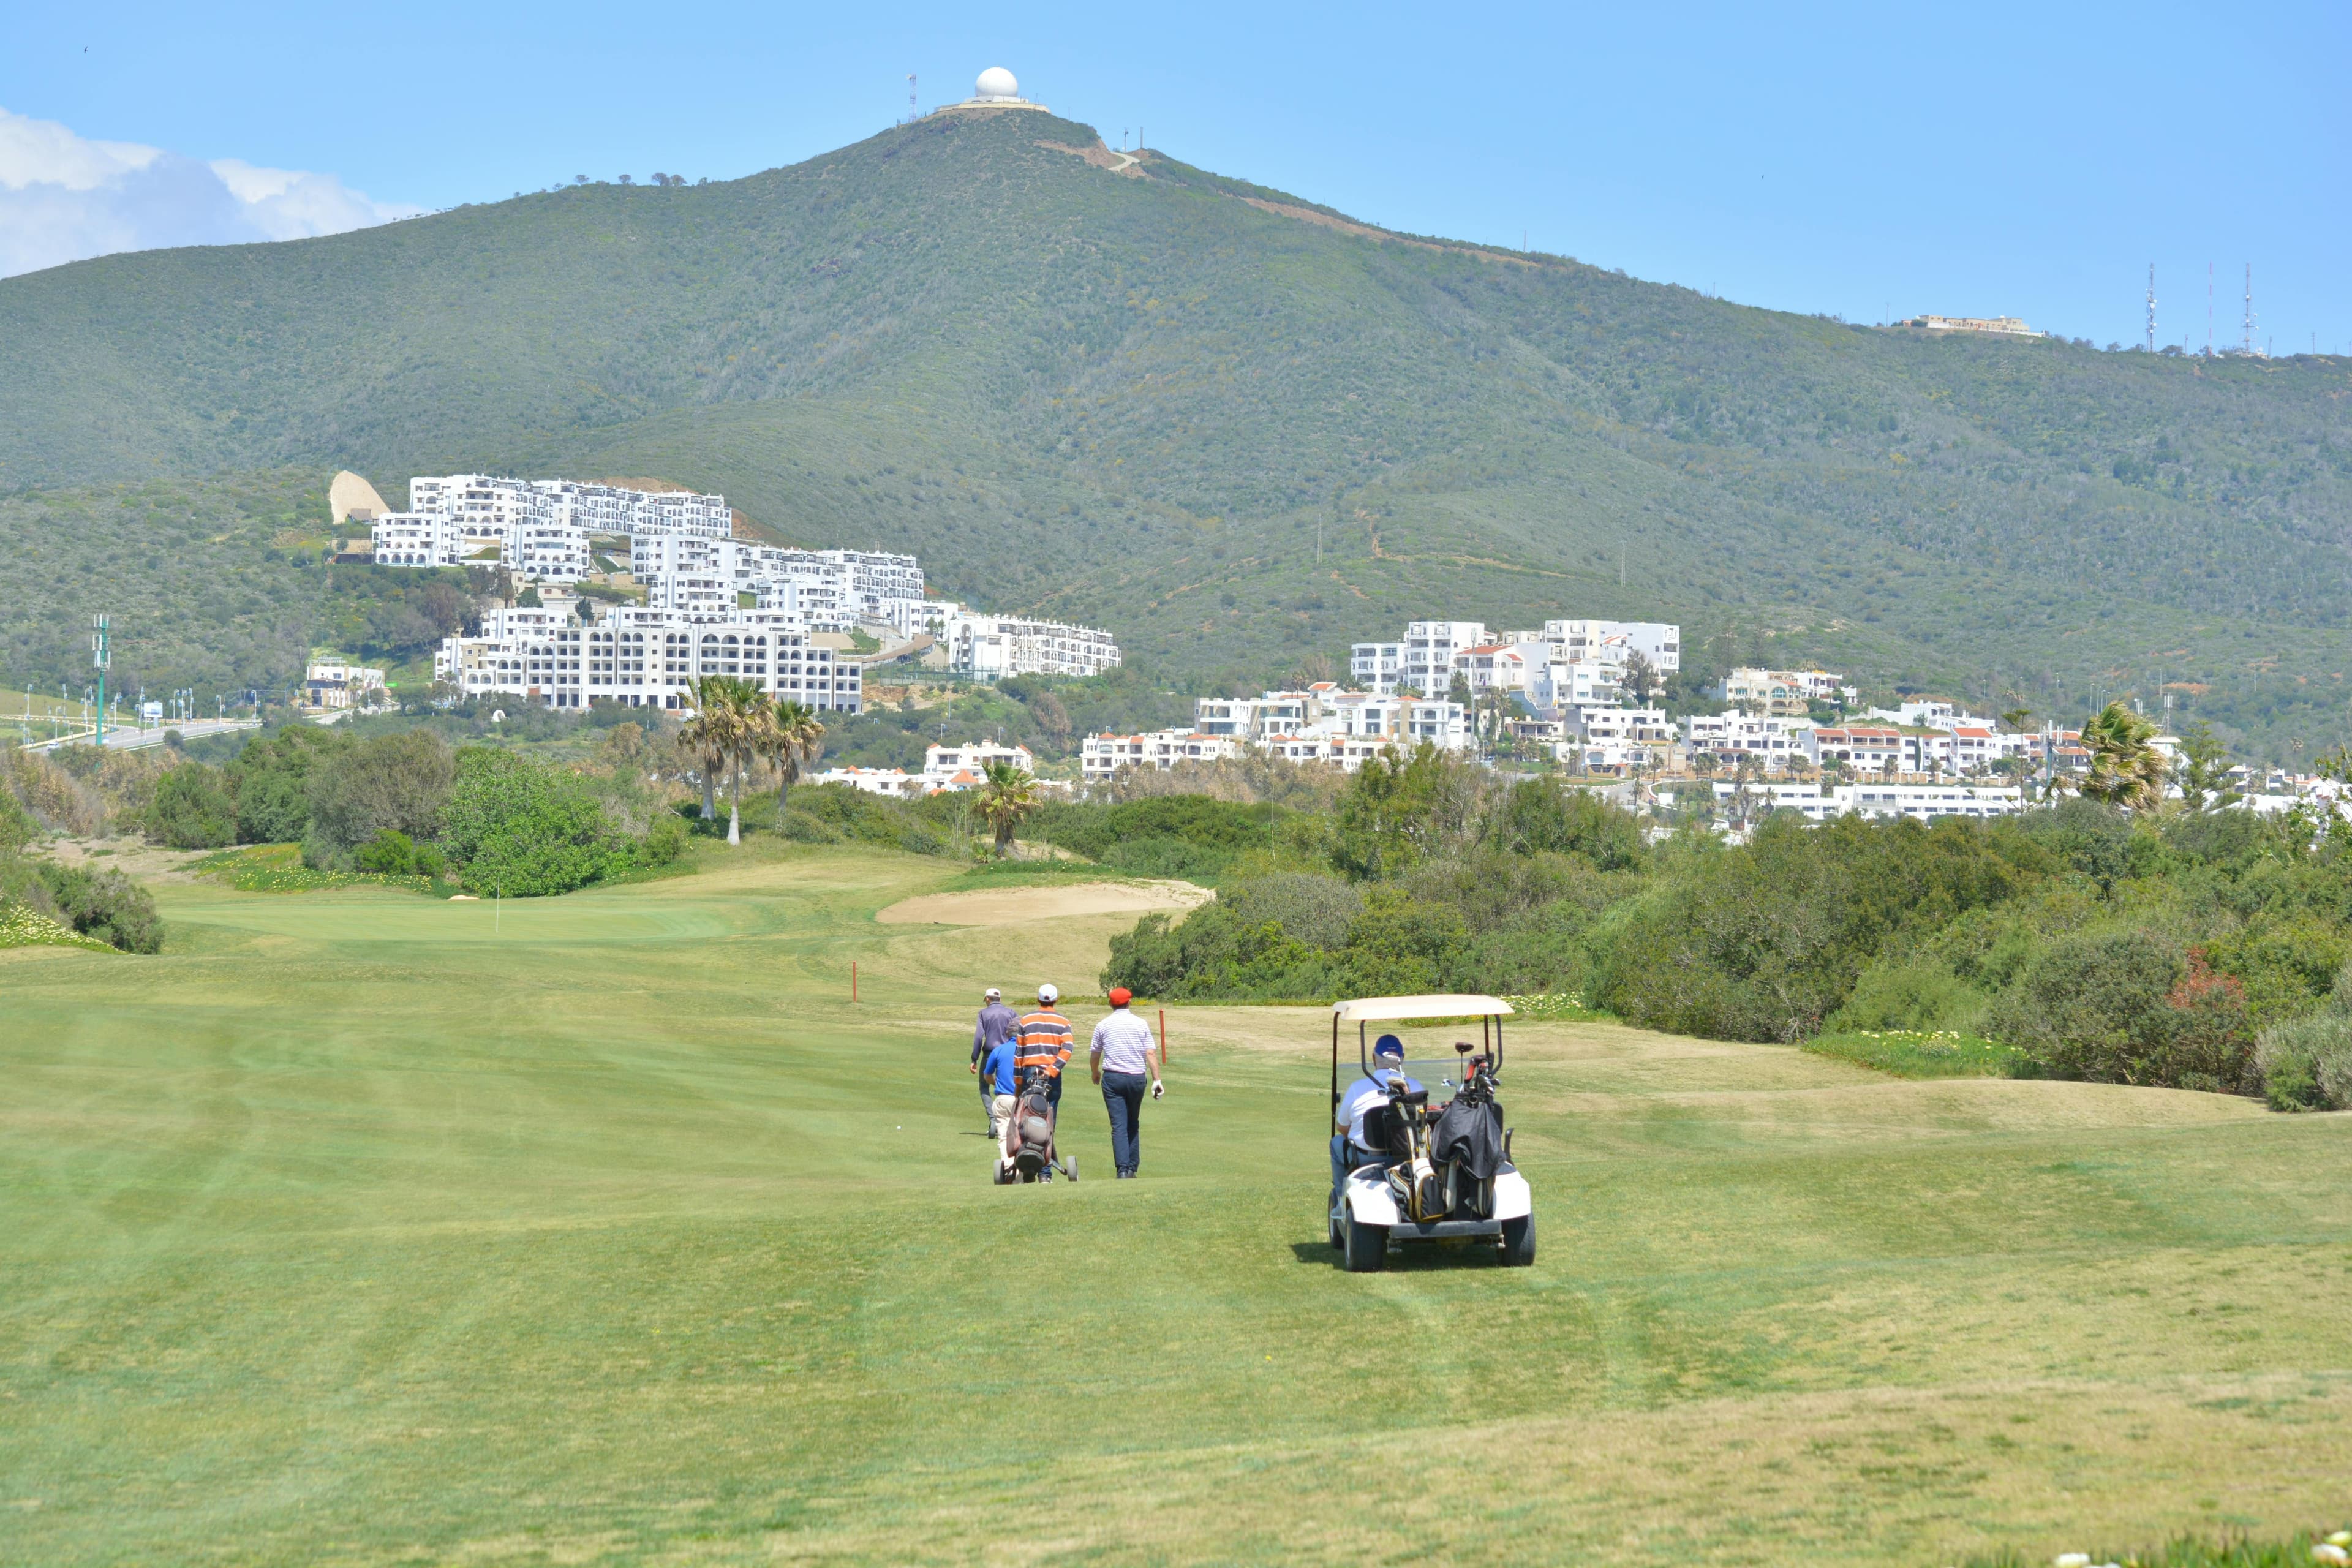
[2144,265,2155,352]
[2242,263,2256,355]
[90,614,109,747]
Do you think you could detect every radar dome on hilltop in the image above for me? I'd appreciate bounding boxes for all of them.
[974,67,1020,101]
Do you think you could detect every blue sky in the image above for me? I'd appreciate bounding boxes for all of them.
[4,0,2345,352]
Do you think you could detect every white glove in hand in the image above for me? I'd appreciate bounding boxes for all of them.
[1150,1080,1164,1100]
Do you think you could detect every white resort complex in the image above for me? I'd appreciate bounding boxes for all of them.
[352,471,1120,706]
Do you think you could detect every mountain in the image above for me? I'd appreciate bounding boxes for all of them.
[3,107,2350,755]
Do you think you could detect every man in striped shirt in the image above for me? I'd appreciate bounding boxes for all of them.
[1014,984,1076,1110]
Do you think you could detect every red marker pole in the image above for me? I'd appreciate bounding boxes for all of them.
[1158,1007,1168,1070]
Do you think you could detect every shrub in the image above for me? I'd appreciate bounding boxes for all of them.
[146,763,237,849]
[1339,888,1469,997]
[1482,778,1645,870]
[29,862,164,953]
[2253,960,2352,1110]
[303,729,456,867]
[1989,931,2253,1089]
[1221,873,1363,951]
[1828,956,1985,1034]
[641,814,688,865]
[440,748,627,897]
[227,726,349,843]
[354,829,448,878]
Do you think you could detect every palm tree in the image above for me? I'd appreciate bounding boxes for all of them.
[717,678,771,846]
[682,676,765,844]
[678,675,735,822]
[764,699,826,813]
[972,758,1040,858]
[2079,701,2168,812]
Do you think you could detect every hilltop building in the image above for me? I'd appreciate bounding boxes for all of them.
[933,67,1050,115]
[1899,315,2043,338]
[434,593,861,714]
[373,469,1122,680]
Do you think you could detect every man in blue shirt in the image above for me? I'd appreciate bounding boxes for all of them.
[980,1034,1020,1143]
[1331,1035,1422,1201]
[970,987,1020,1133]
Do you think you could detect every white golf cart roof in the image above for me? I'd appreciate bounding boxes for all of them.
[1332,995,1515,1023]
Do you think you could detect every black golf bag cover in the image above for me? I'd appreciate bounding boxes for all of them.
[1431,1095,1504,1182]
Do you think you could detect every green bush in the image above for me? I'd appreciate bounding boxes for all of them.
[145,763,237,849]
[1989,931,2253,1090]
[29,861,164,953]
[1221,873,1362,951]
[354,829,448,878]
[226,725,349,844]
[641,814,688,865]
[1827,956,1985,1034]
[440,748,628,898]
[303,729,455,868]
[2253,960,2352,1110]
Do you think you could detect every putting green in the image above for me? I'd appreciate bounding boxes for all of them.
[2,843,2347,1566]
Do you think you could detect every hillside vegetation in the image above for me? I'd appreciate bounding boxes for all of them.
[3,109,2348,752]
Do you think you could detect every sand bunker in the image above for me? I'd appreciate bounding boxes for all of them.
[876,881,1211,927]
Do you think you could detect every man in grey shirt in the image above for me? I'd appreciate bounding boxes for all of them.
[970,987,1020,1134]
[1088,987,1164,1178]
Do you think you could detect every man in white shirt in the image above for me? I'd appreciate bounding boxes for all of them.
[1332,1035,1420,1200]
[1089,986,1163,1178]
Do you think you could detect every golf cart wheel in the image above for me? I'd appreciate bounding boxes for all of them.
[1499,1213,1535,1267]
[1328,1207,1343,1250]
[1343,1213,1387,1273]
[1063,1156,1079,1183]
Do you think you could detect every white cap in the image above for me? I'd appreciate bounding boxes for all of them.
[1037,983,1058,1004]
[984,987,1001,1000]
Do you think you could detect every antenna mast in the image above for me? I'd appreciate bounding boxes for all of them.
[2242,263,2255,355]
[2144,264,2156,352]
[906,73,918,124]
[91,613,109,748]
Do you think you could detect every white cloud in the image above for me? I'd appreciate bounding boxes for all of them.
[0,107,424,279]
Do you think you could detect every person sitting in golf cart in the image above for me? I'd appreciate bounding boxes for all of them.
[1330,1034,1423,1197]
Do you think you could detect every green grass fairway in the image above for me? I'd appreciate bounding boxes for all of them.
[4,845,2349,1565]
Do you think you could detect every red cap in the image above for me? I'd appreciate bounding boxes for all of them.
[1107,987,1133,1006]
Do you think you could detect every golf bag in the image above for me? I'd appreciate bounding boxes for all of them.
[1430,1077,1504,1219]
[1007,1076,1057,1180]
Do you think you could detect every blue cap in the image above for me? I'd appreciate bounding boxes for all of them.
[1373,1033,1405,1060]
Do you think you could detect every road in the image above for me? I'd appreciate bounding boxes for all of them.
[13,717,260,753]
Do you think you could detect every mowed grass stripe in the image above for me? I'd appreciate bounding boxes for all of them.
[2,845,2348,1564]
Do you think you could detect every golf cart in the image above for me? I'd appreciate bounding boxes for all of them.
[1327,995,1532,1272]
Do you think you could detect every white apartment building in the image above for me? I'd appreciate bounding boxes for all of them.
[1725,668,1842,717]
[434,596,861,714]
[1541,619,1681,676]
[304,658,388,712]
[932,606,1121,680]
[410,475,731,541]
[1085,685,1471,782]
[1531,660,1623,712]
[1081,729,1247,781]
[1350,622,1490,695]
[1707,780,2024,823]
[1453,643,1546,693]
[631,538,921,632]
[1685,711,1815,769]
[808,765,930,799]
[1350,641,1404,693]
[922,741,1034,788]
